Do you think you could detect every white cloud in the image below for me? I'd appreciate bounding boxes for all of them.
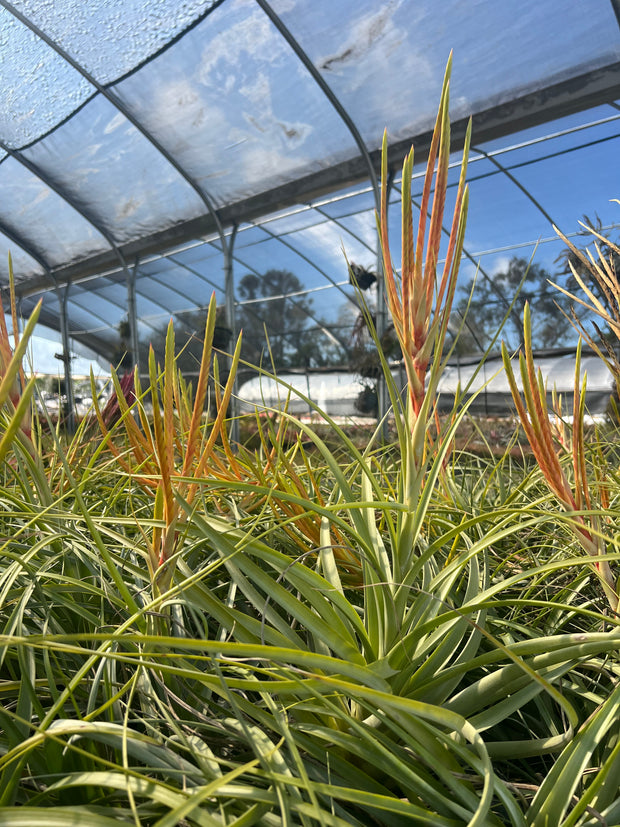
[197,3,288,85]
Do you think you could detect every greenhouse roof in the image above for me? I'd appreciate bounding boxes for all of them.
[0,0,619,366]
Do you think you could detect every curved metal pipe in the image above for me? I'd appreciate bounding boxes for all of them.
[0,219,51,288]
[57,283,75,432]
[0,134,140,362]
[255,0,381,212]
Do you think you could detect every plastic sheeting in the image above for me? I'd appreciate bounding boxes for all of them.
[237,353,616,419]
[436,352,616,416]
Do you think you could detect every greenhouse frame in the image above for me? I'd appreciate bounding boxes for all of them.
[0,0,619,417]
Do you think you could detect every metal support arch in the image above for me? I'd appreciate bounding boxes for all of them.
[255,0,393,432]
[223,224,239,444]
[469,145,562,347]
[609,0,620,30]
[127,262,140,376]
[57,283,75,434]
[403,189,525,350]
[231,251,351,356]
[255,0,381,211]
[165,243,352,361]
[249,221,359,309]
[471,145,558,229]
[0,0,227,240]
[0,221,81,434]
[0,134,142,372]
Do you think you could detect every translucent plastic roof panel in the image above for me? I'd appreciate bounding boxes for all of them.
[232,230,335,288]
[9,1,220,85]
[318,188,376,221]
[137,281,207,317]
[79,281,131,314]
[0,5,92,148]
[111,0,355,207]
[20,96,206,245]
[474,105,620,162]
[0,238,45,284]
[271,0,620,145]
[249,209,329,238]
[288,222,375,278]
[460,172,549,259]
[463,114,620,268]
[134,292,186,327]
[69,287,125,328]
[130,235,223,275]
[172,242,225,269]
[233,248,356,319]
[61,301,114,338]
[501,136,620,235]
[0,156,109,273]
[136,259,226,319]
[139,278,209,317]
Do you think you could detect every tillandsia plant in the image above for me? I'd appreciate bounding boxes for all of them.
[502,304,619,613]
[378,51,470,467]
[98,369,136,428]
[550,213,620,384]
[369,55,473,603]
[92,292,242,594]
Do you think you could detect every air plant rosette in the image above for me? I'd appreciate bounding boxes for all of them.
[92,293,242,596]
[378,53,470,473]
[502,303,619,613]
